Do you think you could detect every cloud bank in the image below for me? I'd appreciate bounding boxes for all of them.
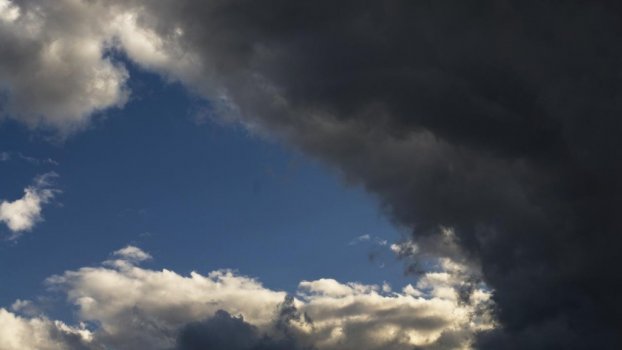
[2,1,621,348]
[1,246,492,350]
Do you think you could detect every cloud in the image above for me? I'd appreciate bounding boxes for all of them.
[87,2,619,347]
[176,309,309,350]
[0,151,58,165]
[348,234,388,247]
[16,153,59,166]
[0,308,92,350]
[348,234,370,245]
[0,0,128,133]
[2,1,622,347]
[0,0,203,134]
[2,246,492,350]
[0,172,59,238]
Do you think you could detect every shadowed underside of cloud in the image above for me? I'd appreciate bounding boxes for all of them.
[1,246,492,350]
[2,1,622,348]
[176,309,309,350]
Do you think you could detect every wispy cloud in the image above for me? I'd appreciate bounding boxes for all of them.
[0,151,58,166]
[348,234,388,247]
[16,153,59,166]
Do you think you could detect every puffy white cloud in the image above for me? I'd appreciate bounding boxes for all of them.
[297,271,493,350]
[8,245,493,350]
[45,246,287,349]
[0,0,204,134]
[0,308,92,350]
[0,172,58,238]
[0,0,130,133]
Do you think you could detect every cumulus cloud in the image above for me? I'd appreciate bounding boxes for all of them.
[0,308,92,350]
[0,172,58,238]
[0,246,490,350]
[0,0,203,134]
[0,0,129,133]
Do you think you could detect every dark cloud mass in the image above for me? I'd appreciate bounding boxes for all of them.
[114,2,622,348]
[176,309,277,350]
[3,0,622,349]
[176,308,310,350]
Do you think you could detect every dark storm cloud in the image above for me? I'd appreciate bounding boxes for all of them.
[109,2,622,348]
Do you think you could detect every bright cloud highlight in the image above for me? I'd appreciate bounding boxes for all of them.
[0,245,494,350]
[0,172,58,238]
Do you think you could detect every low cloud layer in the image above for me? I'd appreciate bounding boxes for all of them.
[2,246,492,350]
[0,172,58,238]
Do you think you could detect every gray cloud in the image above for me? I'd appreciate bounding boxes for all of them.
[176,309,310,350]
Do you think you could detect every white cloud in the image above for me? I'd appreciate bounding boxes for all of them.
[0,308,92,350]
[0,172,59,238]
[349,234,389,247]
[348,233,371,245]
[0,0,203,134]
[0,245,494,350]
[0,0,129,133]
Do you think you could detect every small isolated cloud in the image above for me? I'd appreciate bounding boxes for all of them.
[112,245,152,262]
[348,234,370,245]
[348,234,388,247]
[0,172,59,238]
[104,245,153,269]
[0,245,496,350]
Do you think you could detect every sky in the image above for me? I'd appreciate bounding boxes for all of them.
[1,1,621,350]
[0,63,410,308]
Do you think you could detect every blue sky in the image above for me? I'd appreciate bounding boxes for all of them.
[0,64,409,312]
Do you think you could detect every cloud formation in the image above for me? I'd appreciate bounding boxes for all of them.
[0,309,91,350]
[0,246,492,350]
[2,1,621,348]
[0,172,58,238]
